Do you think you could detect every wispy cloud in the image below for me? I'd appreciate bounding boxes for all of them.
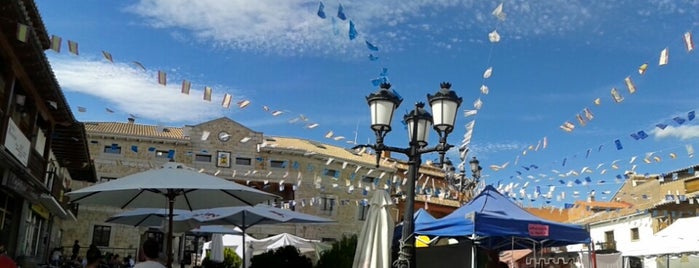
[469,141,525,154]
[49,55,237,123]
[651,125,699,140]
[125,0,698,56]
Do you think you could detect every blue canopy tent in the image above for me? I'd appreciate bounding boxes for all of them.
[393,208,437,241]
[415,185,590,250]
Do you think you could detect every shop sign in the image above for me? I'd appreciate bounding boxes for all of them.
[4,119,30,166]
[31,203,50,219]
[3,173,38,201]
[528,223,549,237]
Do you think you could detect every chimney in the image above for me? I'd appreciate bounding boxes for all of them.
[127,117,135,124]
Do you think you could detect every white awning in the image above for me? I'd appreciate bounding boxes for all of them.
[40,194,69,219]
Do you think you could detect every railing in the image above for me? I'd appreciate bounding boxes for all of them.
[28,150,46,180]
[596,241,616,251]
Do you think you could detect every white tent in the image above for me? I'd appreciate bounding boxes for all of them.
[622,217,699,257]
[248,233,330,264]
[202,233,258,265]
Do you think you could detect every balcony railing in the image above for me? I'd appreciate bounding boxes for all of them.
[596,241,616,251]
[28,150,46,181]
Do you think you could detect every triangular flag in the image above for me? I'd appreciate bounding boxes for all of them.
[480,85,489,95]
[488,30,501,43]
[337,3,347,20]
[101,51,113,63]
[615,139,623,150]
[157,71,167,86]
[684,32,695,52]
[659,48,669,66]
[105,108,114,113]
[67,40,79,55]
[181,80,191,95]
[317,1,326,19]
[583,108,594,120]
[132,61,146,71]
[638,63,648,75]
[473,98,483,109]
[624,77,636,94]
[593,98,601,106]
[483,67,493,79]
[464,109,478,117]
[271,111,283,116]
[491,3,506,20]
[50,35,62,52]
[688,111,696,121]
[221,93,232,108]
[16,23,29,42]
[348,20,358,40]
[542,136,548,149]
[77,106,87,113]
[365,40,379,51]
[325,131,334,138]
[202,87,211,101]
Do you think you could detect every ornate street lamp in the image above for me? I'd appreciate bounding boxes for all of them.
[356,82,462,268]
[469,156,482,184]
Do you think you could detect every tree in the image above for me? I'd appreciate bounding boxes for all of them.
[201,248,242,268]
[315,235,358,268]
[250,246,312,268]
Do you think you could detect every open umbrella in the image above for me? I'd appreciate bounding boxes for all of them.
[106,208,201,233]
[353,190,394,268]
[67,162,278,267]
[193,204,334,267]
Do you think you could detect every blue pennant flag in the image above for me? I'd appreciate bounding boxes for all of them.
[598,180,606,184]
[371,77,387,86]
[656,123,668,130]
[337,3,347,20]
[585,177,592,183]
[559,180,565,184]
[148,147,156,152]
[674,117,686,125]
[348,20,357,40]
[630,133,640,140]
[689,167,695,174]
[574,179,582,184]
[369,54,379,61]
[167,150,175,159]
[689,111,696,121]
[317,2,326,18]
[365,40,379,51]
[131,145,138,153]
[598,144,604,152]
[616,174,623,179]
[391,89,403,101]
[292,161,300,170]
[516,171,522,175]
[585,149,591,158]
[379,67,388,77]
[562,158,567,166]
[637,131,648,139]
[530,164,539,169]
[614,139,623,150]
[521,166,530,171]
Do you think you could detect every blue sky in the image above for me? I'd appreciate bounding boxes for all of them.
[36,0,699,208]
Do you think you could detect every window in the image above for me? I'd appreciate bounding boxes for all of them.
[358,204,370,221]
[99,177,116,183]
[630,228,639,241]
[321,238,337,243]
[321,197,335,215]
[325,169,339,178]
[92,225,111,247]
[270,160,286,168]
[604,230,615,243]
[103,144,121,154]
[155,150,170,158]
[235,157,252,166]
[195,154,212,162]
[362,176,376,184]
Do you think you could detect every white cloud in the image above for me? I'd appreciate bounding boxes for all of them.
[125,0,698,55]
[651,125,699,140]
[469,142,524,154]
[49,55,235,123]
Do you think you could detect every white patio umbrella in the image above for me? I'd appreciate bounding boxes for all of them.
[67,162,278,267]
[193,204,334,268]
[210,234,225,263]
[353,190,394,268]
[106,208,201,233]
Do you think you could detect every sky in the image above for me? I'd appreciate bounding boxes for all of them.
[35,0,699,208]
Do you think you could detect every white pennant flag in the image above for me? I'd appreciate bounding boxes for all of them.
[473,98,483,109]
[488,30,501,43]
[659,48,669,66]
[483,67,493,78]
[684,32,694,52]
[480,85,489,95]
[464,109,478,117]
[491,3,506,20]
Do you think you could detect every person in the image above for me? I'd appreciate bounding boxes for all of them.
[72,240,81,260]
[85,245,102,268]
[0,244,18,268]
[134,239,165,268]
[51,247,64,267]
[124,255,135,268]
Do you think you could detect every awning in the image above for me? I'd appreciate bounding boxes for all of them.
[39,194,69,219]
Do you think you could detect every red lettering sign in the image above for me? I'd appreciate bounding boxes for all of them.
[528,224,549,237]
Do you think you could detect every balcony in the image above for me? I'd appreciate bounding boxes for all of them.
[596,241,617,251]
[27,150,46,180]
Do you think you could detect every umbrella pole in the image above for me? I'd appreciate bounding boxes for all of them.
[243,212,247,268]
[167,193,175,268]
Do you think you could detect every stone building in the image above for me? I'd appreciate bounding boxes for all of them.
[0,0,95,265]
[63,117,463,256]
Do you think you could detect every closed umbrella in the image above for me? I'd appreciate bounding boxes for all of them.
[353,190,394,268]
[193,204,334,267]
[210,234,225,263]
[67,162,278,267]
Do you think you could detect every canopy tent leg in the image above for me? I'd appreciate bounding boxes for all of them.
[533,240,537,268]
[471,243,476,268]
[167,192,175,268]
[243,212,247,268]
[510,237,515,268]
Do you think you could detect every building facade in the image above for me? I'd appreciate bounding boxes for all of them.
[63,117,463,256]
[0,0,95,266]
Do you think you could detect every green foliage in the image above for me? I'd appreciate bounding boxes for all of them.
[202,248,242,268]
[249,245,312,268]
[315,235,358,268]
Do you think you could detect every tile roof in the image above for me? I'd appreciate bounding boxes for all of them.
[261,136,392,168]
[84,122,187,140]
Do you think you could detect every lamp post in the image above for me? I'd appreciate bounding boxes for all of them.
[468,156,482,187]
[355,82,462,268]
